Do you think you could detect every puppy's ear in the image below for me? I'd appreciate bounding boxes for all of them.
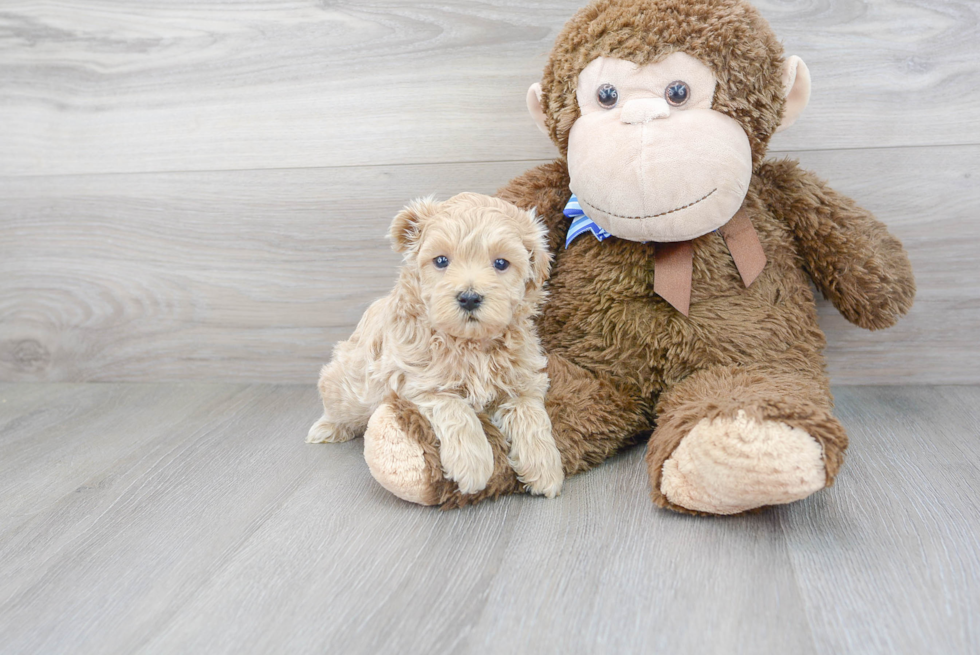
[389,197,439,254]
[522,208,552,291]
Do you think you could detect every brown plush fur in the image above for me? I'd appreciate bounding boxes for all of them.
[369,0,915,513]
[647,362,848,514]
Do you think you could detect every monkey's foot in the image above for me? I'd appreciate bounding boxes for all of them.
[659,410,826,515]
[363,404,440,506]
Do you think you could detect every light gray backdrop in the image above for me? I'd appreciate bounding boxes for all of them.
[1,0,977,384]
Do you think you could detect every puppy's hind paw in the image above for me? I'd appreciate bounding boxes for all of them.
[306,415,357,443]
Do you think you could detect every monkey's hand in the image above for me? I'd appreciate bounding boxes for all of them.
[759,159,916,330]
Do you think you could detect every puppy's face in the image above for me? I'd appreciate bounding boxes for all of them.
[390,193,550,340]
[416,214,528,340]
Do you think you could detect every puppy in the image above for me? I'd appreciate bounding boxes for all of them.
[307,193,563,498]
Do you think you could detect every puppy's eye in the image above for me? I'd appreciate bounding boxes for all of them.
[433,256,449,269]
[665,81,690,107]
[493,259,510,271]
[596,83,619,109]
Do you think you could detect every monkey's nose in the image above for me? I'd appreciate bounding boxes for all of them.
[620,98,671,124]
[457,290,483,312]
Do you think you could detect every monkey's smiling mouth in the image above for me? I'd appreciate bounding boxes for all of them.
[583,188,718,220]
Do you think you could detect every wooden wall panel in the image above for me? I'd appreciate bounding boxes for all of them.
[0,0,977,176]
[1,146,974,384]
[1,0,975,383]
[0,161,526,382]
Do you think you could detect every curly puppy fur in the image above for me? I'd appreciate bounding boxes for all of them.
[309,193,564,498]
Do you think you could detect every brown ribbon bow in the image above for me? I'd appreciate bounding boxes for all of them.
[653,206,767,316]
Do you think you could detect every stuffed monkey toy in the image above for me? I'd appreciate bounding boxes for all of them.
[359,0,915,514]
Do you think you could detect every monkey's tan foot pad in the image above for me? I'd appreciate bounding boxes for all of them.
[660,409,826,515]
[363,403,439,506]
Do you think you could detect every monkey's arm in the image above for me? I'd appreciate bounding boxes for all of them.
[496,160,572,255]
[758,159,916,330]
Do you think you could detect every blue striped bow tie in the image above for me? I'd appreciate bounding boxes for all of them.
[564,195,612,248]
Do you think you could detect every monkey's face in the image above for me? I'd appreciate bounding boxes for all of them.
[566,53,753,243]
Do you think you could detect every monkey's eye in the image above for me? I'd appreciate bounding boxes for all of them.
[434,256,449,269]
[596,83,619,109]
[665,81,690,107]
[493,259,510,271]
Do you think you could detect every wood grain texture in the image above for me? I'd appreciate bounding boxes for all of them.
[0,0,977,176]
[0,383,324,653]
[0,159,528,383]
[778,386,980,654]
[1,146,974,384]
[0,383,250,543]
[0,383,977,653]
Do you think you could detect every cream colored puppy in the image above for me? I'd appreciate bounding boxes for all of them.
[308,193,563,498]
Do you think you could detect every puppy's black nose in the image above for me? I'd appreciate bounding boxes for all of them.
[457,291,483,312]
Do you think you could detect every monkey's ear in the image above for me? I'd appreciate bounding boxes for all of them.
[522,208,552,291]
[776,56,811,133]
[389,197,439,254]
[527,83,549,136]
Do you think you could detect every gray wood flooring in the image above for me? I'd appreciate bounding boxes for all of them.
[1,383,977,654]
[2,0,978,385]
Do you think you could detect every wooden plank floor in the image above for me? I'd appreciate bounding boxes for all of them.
[1,383,977,654]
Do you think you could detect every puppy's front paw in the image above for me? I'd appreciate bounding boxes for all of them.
[510,437,564,498]
[306,415,357,443]
[440,433,494,495]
